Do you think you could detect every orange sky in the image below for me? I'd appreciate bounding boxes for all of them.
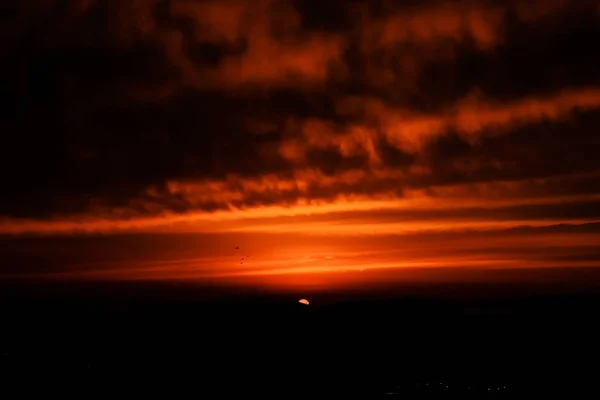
[2,193,600,290]
[2,0,600,292]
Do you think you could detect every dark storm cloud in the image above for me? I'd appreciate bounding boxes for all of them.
[2,0,600,225]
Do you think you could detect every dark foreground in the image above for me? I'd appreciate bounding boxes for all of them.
[1,280,599,398]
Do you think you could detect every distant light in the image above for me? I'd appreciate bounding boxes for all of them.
[298,299,310,305]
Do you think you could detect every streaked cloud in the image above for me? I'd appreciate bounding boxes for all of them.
[2,0,600,286]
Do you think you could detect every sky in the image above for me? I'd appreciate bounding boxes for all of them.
[2,0,600,292]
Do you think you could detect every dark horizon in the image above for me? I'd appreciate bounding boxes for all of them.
[3,275,600,397]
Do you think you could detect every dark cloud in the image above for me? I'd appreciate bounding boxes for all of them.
[2,0,600,226]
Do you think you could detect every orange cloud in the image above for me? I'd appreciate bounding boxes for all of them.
[280,119,382,164]
[352,0,572,91]
[168,0,345,88]
[357,0,572,50]
[274,87,600,164]
[357,2,504,51]
[330,87,600,153]
[216,34,343,87]
[2,170,600,236]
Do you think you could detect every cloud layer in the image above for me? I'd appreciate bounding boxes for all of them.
[2,0,600,237]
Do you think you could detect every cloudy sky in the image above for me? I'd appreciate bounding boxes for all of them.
[2,0,600,291]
